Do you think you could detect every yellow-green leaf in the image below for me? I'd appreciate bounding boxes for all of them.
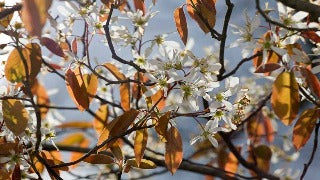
[5,43,42,83]
[93,104,109,135]
[174,6,188,45]
[165,126,183,175]
[83,154,114,164]
[293,108,318,150]
[134,128,148,166]
[271,72,299,125]
[21,0,53,37]
[2,99,29,136]
[126,158,157,169]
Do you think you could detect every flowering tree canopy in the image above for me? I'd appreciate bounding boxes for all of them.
[0,0,320,179]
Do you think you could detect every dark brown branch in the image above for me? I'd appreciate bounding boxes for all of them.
[256,0,319,31]
[277,0,320,19]
[218,0,234,79]
[0,4,22,19]
[219,52,262,81]
[300,121,320,179]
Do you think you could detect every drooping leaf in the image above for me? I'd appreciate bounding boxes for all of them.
[271,72,299,125]
[218,147,241,177]
[134,128,148,166]
[300,67,320,100]
[155,112,171,142]
[98,110,140,148]
[40,37,65,57]
[151,89,165,110]
[174,6,188,45]
[83,154,114,164]
[102,63,126,80]
[56,121,93,129]
[31,80,50,120]
[186,0,216,34]
[21,0,53,37]
[126,158,157,169]
[120,82,131,111]
[81,73,98,103]
[71,37,78,55]
[248,145,272,174]
[133,0,146,14]
[93,104,109,135]
[254,63,281,74]
[65,68,89,111]
[5,43,42,83]
[165,126,183,175]
[2,99,29,136]
[293,108,318,150]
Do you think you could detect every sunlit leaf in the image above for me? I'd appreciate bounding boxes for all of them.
[21,0,53,37]
[246,111,274,144]
[133,0,146,14]
[40,37,65,57]
[2,99,29,136]
[5,43,42,83]
[93,104,109,135]
[102,63,126,80]
[0,7,13,28]
[174,6,188,45]
[65,68,89,111]
[56,121,93,129]
[155,112,171,142]
[165,126,183,175]
[126,158,157,169]
[271,72,299,125]
[254,63,281,74]
[120,82,130,111]
[218,147,241,177]
[31,80,50,120]
[58,133,86,146]
[134,128,148,166]
[248,145,272,174]
[293,108,318,150]
[300,67,320,100]
[186,0,216,33]
[83,154,114,164]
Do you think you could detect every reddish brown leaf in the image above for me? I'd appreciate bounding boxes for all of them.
[293,108,318,150]
[21,0,53,37]
[133,0,146,14]
[2,99,29,136]
[301,31,320,43]
[12,164,21,180]
[300,67,320,100]
[40,37,65,57]
[134,128,148,166]
[83,154,114,164]
[174,7,188,45]
[65,68,89,111]
[71,37,78,55]
[248,145,272,174]
[254,63,281,73]
[155,112,171,142]
[120,82,131,111]
[165,126,183,175]
[271,72,299,125]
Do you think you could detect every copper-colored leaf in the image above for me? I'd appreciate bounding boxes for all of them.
[133,0,146,14]
[293,108,318,150]
[165,126,183,175]
[102,63,126,80]
[58,133,86,146]
[186,0,216,33]
[98,110,140,147]
[40,37,65,57]
[134,128,148,166]
[174,7,188,45]
[218,147,241,177]
[65,68,89,111]
[83,154,114,164]
[93,104,109,135]
[155,112,171,142]
[301,31,320,43]
[151,89,165,110]
[248,145,272,174]
[5,43,42,83]
[2,99,29,136]
[56,121,93,129]
[120,82,130,111]
[82,73,98,103]
[0,142,19,156]
[254,63,281,73]
[0,7,13,28]
[21,0,53,37]
[300,67,320,99]
[71,37,78,55]
[126,158,157,169]
[12,164,21,180]
[31,80,50,120]
[271,72,299,125]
